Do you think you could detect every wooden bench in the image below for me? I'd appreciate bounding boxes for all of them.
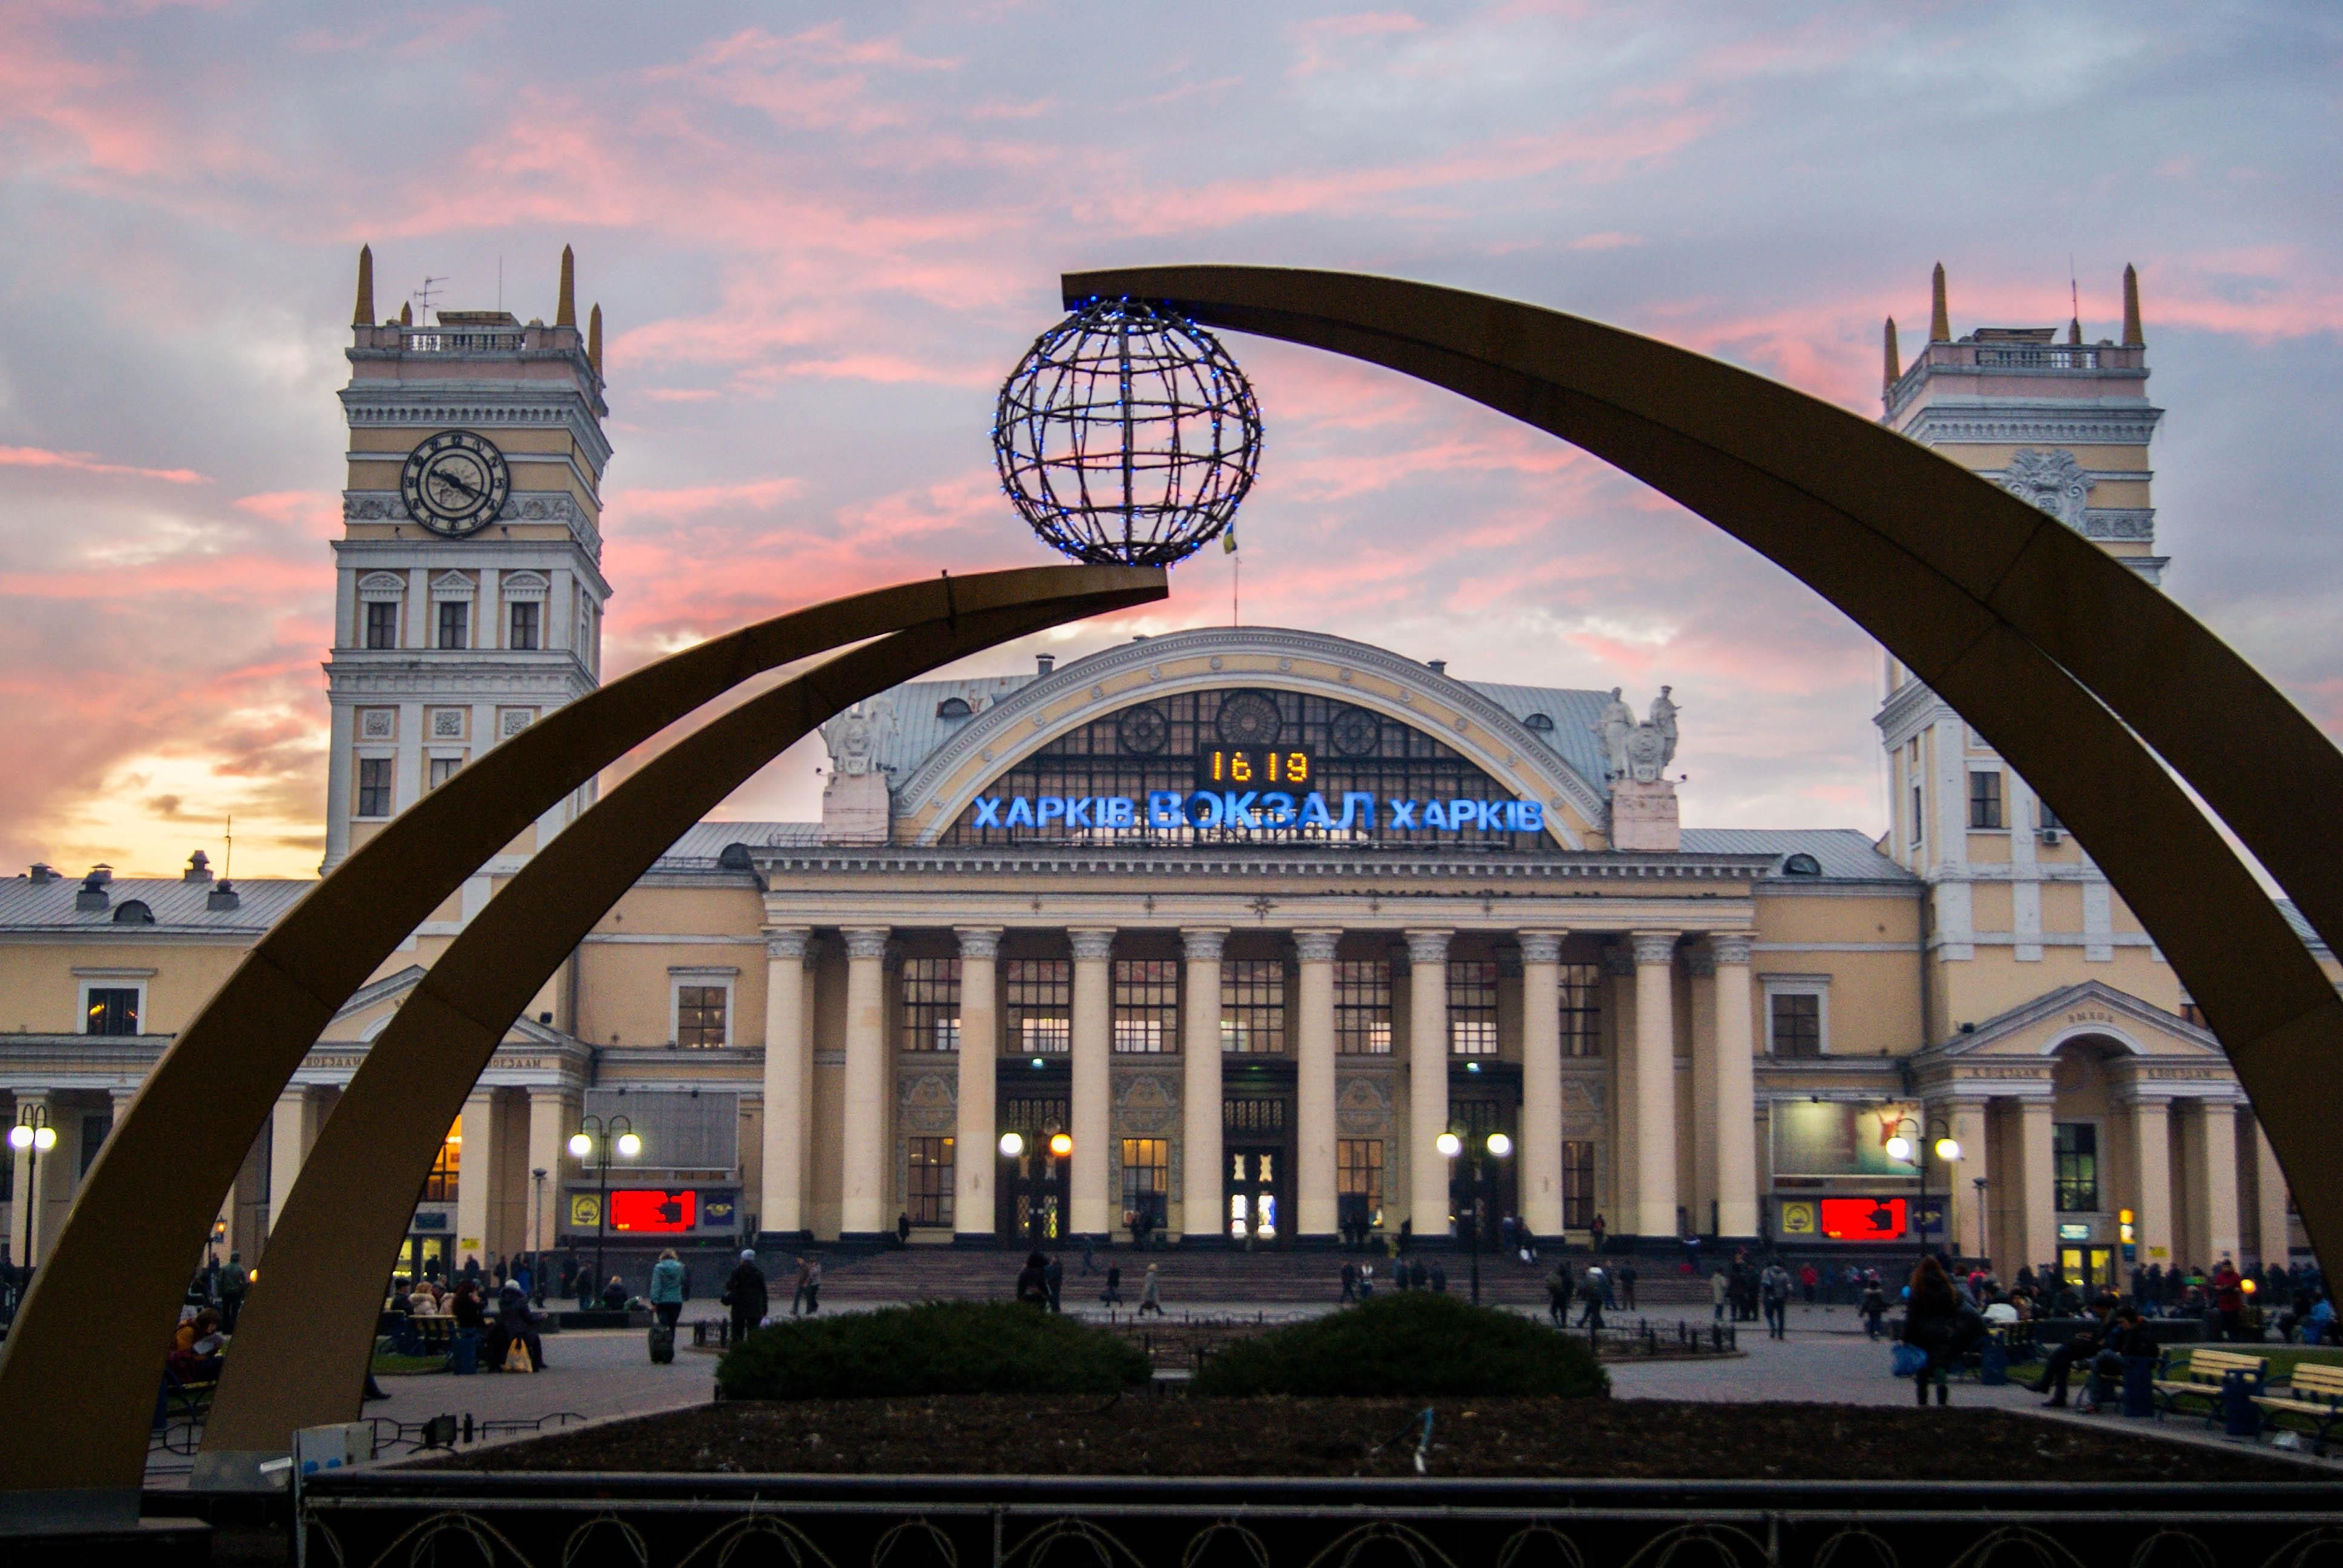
[2153,1347,2267,1424]
[2253,1361,2343,1454]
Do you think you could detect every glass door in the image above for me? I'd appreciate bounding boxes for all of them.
[1227,1149,1280,1246]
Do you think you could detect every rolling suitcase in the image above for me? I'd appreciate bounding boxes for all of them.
[648,1322,675,1364]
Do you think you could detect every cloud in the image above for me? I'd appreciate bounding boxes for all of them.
[0,445,208,485]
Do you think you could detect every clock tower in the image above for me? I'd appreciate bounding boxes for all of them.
[323,244,614,871]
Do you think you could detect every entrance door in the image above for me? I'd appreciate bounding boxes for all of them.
[396,1235,448,1282]
[1011,1149,1068,1246]
[1226,1148,1284,1247]
[2058,1245,2117,1293]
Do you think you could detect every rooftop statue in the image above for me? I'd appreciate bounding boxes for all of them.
[1594,687,1679,786]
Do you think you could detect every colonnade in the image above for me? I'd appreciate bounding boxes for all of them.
[755,924,1763,1247]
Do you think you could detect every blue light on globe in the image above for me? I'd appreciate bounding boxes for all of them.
[994,298,1262,567]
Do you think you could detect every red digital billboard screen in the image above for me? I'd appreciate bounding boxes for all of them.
[1819,1197,1907,1241]
[609,1189,698,1233]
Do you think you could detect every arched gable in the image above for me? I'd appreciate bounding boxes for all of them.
[891,627,1605,848]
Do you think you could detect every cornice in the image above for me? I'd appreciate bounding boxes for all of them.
[341,384,612,474]
[746,842,1772,883]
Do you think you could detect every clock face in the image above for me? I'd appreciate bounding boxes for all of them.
[400,431,510,537]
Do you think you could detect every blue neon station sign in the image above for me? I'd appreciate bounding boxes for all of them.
[968,791,1547,834]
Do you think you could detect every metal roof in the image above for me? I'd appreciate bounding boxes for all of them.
[1677,828,1919,883]
[0,875,313,933]
[1460,681,1614,792]
[654,822,821,870]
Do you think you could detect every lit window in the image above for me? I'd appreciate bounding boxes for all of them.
[1560,963,1601,1058]
[423,1120,459,1201]
[908,1137,954,1227]
[1114,961,1178,1053]
[1221,959,1285,1053]
[901,958,962,1052]
[1006,961,1070,1054]
[1448,961,1498,1055]
[84,987,140,1036]
[1119,1138,1168,1230]
[677,985,729,1048]
[2054,1122,2100,1212]
[1334,962,1392,1054]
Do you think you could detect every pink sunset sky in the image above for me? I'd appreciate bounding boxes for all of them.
[2,2,2339,879]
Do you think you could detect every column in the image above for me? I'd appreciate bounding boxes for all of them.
[839,926,892,1241]
[454,1088,497,1269]
[953,927,1003,1244]
[526,1085,578,1256]
[1069,929,1116,1240]
[265,1088,320,1249]
[1709,935,1759,1241]
[1944,1099,1988,1263]
[1604,946,1637,1233]
[2195,1100,2243,1264]
[759,928,813,1241]
[2127,1096,2172,1272]
[1631,931,1679,1241]
[2018,1096,2058,1275]
[1180,929,1226,1244]
[1685,947,1719,1233]
[1294,930,1342,1244]
[2255,1120,2293,1269]
[1404,930,1452,1239]
[1518,932,1567,1242]
[8,1091,54,1267]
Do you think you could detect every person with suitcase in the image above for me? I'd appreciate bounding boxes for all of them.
[648,1248,685,1364]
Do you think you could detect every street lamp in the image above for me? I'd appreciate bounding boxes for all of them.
[1439,1130,1512,1305]
[568,1114,638,1296]
[9,1108,57,1275]
[1883,1113,1961,1275]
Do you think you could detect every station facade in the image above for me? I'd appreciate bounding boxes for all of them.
[0,260,2316,1286]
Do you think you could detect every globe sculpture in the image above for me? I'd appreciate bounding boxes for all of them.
[994,296,1262,566]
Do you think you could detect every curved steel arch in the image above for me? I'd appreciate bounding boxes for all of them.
[0,563,1161,1515]
[197,593,1148,1468]
[1065,265,2343,1269]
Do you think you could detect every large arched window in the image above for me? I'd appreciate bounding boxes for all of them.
[943,687,1544,848]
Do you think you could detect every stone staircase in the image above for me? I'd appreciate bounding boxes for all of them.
[811,1246,1712,1308]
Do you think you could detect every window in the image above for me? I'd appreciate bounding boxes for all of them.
[509,601,540,651]
[1334,961,1392,1054]
[2038,799,2063,833]
[1119,1137,1168,1228]
[1560,962,1601,1058]
[1563,1140,1598,1229]
[436,600,469,650]
[1221,959,1285,1053]
[79,1110,111,1177]
[908,1136,954,1227]
[1968,769,2004,829]
[936,697,972,719]
[1769,992,1821,1057]
[427,756,463,791]
[2054,1122,2100,1213]
[901,958,962,1053]
[1781,853,1823,877]
[1113,960,1179,1053]
[364,600,399,649]
[1524,712,1554,731]
[1910,782,1924,846]
[1225,1098,1286,1134]
[1005,960,1070,1054]
[84,987,140,1036]
[676,984,729,1048]
[1337,1138,1384,1226]
[1449,960,1499,1055]
[357,757,394,817]
[423,1120,460,1201]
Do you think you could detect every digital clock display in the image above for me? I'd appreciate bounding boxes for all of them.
[1198,748,1314,788]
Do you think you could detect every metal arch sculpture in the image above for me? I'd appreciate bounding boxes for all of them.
[195,592,1145,1468]
[0,563,1162,1515]
[1062,264,2343,1270]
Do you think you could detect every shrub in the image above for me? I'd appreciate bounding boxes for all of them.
[716,1301,1152,1399]
[1192,1290,1610,1399]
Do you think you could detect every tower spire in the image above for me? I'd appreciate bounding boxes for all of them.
[556,245,577,328]
[1883,316,1900,394]
[1928,261,1951,343]
[352,245,374,327]
[399,300,412,327]
[588,302,603,376]
[2122,263,2144,347]
[2068,263,2083,345]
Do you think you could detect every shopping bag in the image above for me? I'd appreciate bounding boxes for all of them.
[503,1338,534,1374]
[1889,1342,1927,1379]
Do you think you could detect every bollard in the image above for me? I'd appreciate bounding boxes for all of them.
[2222,1369,2262,1439]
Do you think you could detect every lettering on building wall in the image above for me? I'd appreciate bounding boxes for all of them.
[968,791,1545,835]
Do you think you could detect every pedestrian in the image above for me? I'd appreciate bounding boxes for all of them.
[1429,1259,1447,1293]
[1340,1261,1358,1304]
[1861,1278,1889,1340]
[1409,1257,1429,1292]
[1546,1261,1573,1326]
[1016,1250,1049,1308]
[1799,1263,1820,1305]
[1902,1255,1968,1406]
[648,1248,686,1330]
[601,1273,629,1310]
[1358,1263,1375,1300]
[1589,1214,1607,1253]
[1517,1220,1538,1264]
[217,1250,249,1334]
[791,1255,812,1316]
[1761,1261,1792,1339]
[1081,1236,1097,1275]
[1394,1258,1412,1292]
[2212,1257,2246,1342]
[803,1255,822,1315]
[1044,1252,1064,1313]
[1711,1267,1731,1324]
[1139,1263,1164,1316]
[1616,1261,1637,1312]
[896,1211,913,1246]
[2030,1299,2117,1408]
[1577,1267,1607,1331]
[722,1249,767,1346]
[1103,1263,1124,1307]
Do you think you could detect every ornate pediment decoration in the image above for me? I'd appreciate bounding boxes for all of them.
[2001,448,2094,531]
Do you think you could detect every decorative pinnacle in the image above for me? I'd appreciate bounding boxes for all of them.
[352,245,374,328]
[556,245,577,328]
[399,300,413,327]
[1928,262,1951,343]
[588,302,603,374]
[2122,264,2144,347]
[1882,316,1900,394]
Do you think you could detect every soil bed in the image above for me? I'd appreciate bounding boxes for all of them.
[433,1396,2304,1483]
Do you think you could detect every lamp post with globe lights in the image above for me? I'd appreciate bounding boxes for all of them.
[568,1116,639,1297]
[1438,1129,1514,1305]
[1883,1113,1962,1276]
[8,1108,56,1276]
